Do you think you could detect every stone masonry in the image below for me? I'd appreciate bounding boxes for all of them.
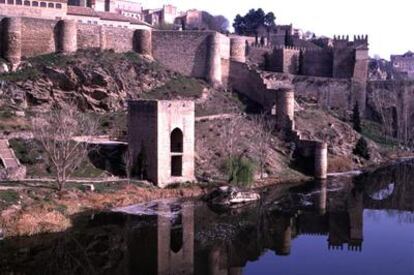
[128,100,195,187]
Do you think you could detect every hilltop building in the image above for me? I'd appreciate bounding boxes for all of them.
[391,51,414,79]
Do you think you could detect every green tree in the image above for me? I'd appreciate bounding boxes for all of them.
[222,155,255,187]
[352,102,362,133]
[353,137,370,160]
[233,9,276,36]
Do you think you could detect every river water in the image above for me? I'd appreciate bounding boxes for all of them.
[0,161,413,275]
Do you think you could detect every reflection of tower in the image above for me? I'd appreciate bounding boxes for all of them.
[347,188,363,251]
[208,246,243,275]
[318,181,328,215]
[158,202,194,275]
[274,215,293,256]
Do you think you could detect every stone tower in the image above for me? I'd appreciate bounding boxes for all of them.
[128,100,195,187]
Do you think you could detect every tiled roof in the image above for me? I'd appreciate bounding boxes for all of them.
[67,6,99,17]
[96,11,130,22]
[67,6,152,27]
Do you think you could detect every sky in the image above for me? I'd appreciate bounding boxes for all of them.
[140,0,413,59]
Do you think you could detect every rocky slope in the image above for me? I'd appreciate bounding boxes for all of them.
[0,49,390,181]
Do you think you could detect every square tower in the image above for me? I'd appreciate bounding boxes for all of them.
[128,100,195,187]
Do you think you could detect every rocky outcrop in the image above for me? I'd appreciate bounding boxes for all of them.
[0,50,177,112]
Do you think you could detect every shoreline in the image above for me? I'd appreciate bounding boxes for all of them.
[1,155,413,239]
[0,173,307,238]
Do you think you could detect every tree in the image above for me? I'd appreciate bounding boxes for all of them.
[210,15,229,33]
[352,102,362,133]
[31,104,98,191]
[233,9,276,36]
[222,114,255,186]
[201,12,229,33]
[353,137,370,160]
[253,113,274,179]
[371,89,395,144]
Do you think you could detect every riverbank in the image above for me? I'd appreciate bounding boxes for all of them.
[0,172,308,238]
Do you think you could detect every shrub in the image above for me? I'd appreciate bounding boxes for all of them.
[352,102,362,133]
[222,156,255,187]
[353,137,370,160]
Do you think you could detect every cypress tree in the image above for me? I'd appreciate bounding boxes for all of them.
[352,102,362,133]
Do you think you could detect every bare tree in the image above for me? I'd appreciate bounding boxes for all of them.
[371,89,395,144]
[225,114,243,158]
[31,105,98,191]
[253,113,274,179]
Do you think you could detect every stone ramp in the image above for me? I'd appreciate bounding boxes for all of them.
[0,139,26,180]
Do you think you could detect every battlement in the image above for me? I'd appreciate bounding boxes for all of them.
[333,34,369,49]
[274,45,303,52]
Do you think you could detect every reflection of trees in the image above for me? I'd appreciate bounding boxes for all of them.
[357,160,414,212]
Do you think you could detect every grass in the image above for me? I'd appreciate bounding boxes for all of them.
[88,111,127,138]
[144,75,205,99]
[0,53,73,82]
[72,161,105,178]
[0,190,19,205]
[361,119,399,148]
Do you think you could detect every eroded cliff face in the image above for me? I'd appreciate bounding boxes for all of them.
[0,50,177,112]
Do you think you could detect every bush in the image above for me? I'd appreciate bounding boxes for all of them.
[352,102,362,133]
[353,137,370,160]
[222,156,255,187]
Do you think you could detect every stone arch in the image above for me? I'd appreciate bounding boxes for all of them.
[170,128,183,153]
[171,128,183,177]
[170,205,183,253]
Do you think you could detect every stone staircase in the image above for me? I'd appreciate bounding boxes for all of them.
[0,139,26,180]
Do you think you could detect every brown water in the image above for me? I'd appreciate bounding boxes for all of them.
[0,160,413,275]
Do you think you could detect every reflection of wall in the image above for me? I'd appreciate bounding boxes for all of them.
[129,202,194,275]
[157,202,194,275]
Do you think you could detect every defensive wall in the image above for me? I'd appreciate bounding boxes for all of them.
[227,40,328,179]
[0,15,232,86]
[367,80,414,142]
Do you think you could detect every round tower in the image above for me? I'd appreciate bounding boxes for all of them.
[207,32,222,87]
[314,142,328,179]
[133,29,152,56]
[276,88,295,130]
[3,17,22,69]
[230,37,246,63]
[99,26,107,50]
[59,20,77,53]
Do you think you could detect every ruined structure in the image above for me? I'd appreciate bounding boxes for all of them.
[128,100,195,187]
[0,139,26,180]
[390,51,414,79]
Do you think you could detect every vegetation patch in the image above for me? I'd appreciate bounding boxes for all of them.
[221,156,255,187]
[0,190,19,206]
[145,76,205,99]
[361,120,398,147]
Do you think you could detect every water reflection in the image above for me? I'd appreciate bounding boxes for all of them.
[1,161,414,274]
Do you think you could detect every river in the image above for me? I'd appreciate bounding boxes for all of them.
[0,160,413,275]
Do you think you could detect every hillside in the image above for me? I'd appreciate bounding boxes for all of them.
[0,50,390,182]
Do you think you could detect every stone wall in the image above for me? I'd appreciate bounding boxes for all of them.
[104,27,134,52]
[152,31,210,78]
[228,61,277,110]
[268,47,300,74]
[367,80,414,142]
[127,100,159,184]
[77,23,102,49]
[21,17,57,57]
[301,49,333,77]
[128,100,195,187]
[333,47,355,78]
